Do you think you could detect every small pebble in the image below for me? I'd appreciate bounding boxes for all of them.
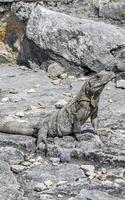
[63,92,72,97]
[116,80,125,89]
[80,165,95,173]
[78,77,88,81]
[10,165,25,174]
[109,99,113,103]
[60,149,71,162]
[96,173,107,181]
[19,66,27,71]
[44,180,53,188]
[36,156,43,163]
[34,183,47,192]
[30,105,41,113]
[50,157,60,165]
[48,62,64,79]
[101,167,107,174]
[80,165,96,179]
[10,97,23,103]
[15,111,25,117]
[68,76,75,79]
[104,180,113,187]
[60,73,67,79]
[58,194,63,198]
[33,161,41,166]
[51,79,61,85]
[56,181,68,186]
[22,161,31,167]
[24,154,33,161]
[27,89,36,93]
[34,84,40,88]
[55,99,67,109]
[1,97,10,102]
[113,182,120,188]
[114,178,125,185]
[38,102,46,108]
[29,158,36,163]
[33,69,39,72]
[89,173,97,180]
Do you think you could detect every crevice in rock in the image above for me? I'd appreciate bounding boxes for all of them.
[17,36,52,70]
[110,45,125,56]
[17,35,95,75]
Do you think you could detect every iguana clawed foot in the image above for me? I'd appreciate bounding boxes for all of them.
[36,141,48,156]
[36,127,48,156]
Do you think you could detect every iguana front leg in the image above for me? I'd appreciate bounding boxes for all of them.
[71,115,81,140]
[91,106,98,134]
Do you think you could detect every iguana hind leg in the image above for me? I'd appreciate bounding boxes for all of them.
[36,127,48,156]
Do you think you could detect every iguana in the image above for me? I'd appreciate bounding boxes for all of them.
[0,71,115,155]
[36,70,115,155]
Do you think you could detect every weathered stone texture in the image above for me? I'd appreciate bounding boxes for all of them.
[26,5,125,73]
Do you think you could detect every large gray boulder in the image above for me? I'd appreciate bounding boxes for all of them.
[27,5,125,73]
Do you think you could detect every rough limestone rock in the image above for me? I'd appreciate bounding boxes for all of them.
[73,189,124,200]
[33,0,99,18]
[10,0,125,24]
[48,62,65,79]
[10,0,99,20]
[24,163,85,183]
[0,2,11,12]
[27,5,125,73]
[98,81,125,130]
[0,146,24,165]
[0,133,36,153]
[0,161,27,200]
[99,0,125,21]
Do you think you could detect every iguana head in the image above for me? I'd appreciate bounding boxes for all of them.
[85,70,115,98]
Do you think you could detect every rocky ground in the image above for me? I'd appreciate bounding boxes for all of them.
[0,0,125,199]
[0,64,125,200]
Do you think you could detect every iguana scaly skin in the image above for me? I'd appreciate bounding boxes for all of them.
[36,71,115,154]
[0,71,115,155]
[0,117,37,136]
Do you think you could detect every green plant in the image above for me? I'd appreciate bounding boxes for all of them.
[121,11,125,18]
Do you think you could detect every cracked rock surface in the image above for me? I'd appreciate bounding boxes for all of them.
[0,64,124,199]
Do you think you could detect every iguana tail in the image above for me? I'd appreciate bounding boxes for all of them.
[0,117,38,136]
